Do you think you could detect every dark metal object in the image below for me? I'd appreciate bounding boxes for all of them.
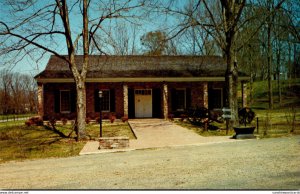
[99,90,103,138]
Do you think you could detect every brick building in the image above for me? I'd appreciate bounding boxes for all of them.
[35,55,249,120]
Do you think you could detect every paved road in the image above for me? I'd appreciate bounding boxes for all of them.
[0,136,299,189]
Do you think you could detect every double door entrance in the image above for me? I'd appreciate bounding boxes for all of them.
[134,89,152,118]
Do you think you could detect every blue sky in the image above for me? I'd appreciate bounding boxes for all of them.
[0,0,188,76]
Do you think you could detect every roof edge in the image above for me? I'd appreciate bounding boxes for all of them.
[36,76,250,83]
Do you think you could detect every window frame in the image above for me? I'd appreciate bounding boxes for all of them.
[211,88,223,109]
[60,90,71,113]
[174,88,186,111]
[100,89,111,112]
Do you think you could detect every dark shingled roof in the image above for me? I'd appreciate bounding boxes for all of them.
[35,55,248,79]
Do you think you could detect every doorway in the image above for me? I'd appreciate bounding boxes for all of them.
[134,89,152,118]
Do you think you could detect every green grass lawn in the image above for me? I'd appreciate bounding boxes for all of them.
[175,117,300,139]
[0,120,135,163]
[174,120,235,137]
[250,78,300,110]
[0,113,36,121]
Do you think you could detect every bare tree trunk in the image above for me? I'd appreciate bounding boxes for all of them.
[76,0,89,140]
[221,0,245,127]
[59,0,89,140]
[225,50,239,126]
[267,0,274,110]
[76,81,86,139]
[276,48,282,105]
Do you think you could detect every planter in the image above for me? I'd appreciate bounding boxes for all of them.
[233,126,256,139]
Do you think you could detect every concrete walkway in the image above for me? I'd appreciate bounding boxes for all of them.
[79,119,237,155]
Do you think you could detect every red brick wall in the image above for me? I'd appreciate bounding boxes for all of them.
[42,81,220,120]
[43,83,76,119]
[85,82,124,118]
[167,82,205,114]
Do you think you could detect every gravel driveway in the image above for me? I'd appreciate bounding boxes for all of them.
[0,136,299,189]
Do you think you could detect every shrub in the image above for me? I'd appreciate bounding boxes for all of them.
[110,115,116,123]
[61,117,68,125]
[25,120,33,127]
[49,117,57,126]
[168,114,174,121]
[180,114,188,122]
[109,112,116,123]
[25,116,43,126]
[121,116,128,123]
[85,117,91,124]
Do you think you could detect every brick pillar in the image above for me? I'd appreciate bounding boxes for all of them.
[123,84,128,117]
[242,82,247,107]
[163,83,168,119]
[203,82,208,109]
[37,83,44,118]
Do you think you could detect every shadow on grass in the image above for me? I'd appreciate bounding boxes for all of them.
[0,124,84,163]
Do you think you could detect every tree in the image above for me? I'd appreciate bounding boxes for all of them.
[140,30,176,55]
[93,22,139,55]
[0,69,37,114]
[161,0,296,123]
[160,0,246,125]
[0,0,147,140]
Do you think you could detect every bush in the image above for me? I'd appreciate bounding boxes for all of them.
[61,117,68,125]
[180,114,188,122]
[168,114,174,121]
[110,115,116,123]
[109,112,116,123]
[121,116,128,123]
[25,116,43,126]
[49,117,57,126]
[85,117,91,124]
[25,120,33,126]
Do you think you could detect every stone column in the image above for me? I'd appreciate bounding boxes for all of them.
[37,83,44,118]
[242,82,247,108]
[203,82,208,109]
[123,84,128,117]
[163,83,168,119]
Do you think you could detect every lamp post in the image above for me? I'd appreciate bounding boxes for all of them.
[99,90,103,137]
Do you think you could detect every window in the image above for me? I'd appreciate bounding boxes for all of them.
[101,90,110,112]
[60,90,71,113]
[209,88,223,109]
[135,89,152,95]
[172,89,186,111]
[95,89,115,112]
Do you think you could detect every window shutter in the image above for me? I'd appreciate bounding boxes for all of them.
[152,88,162,118]
[70,90,77,113]
[110,89,115,112]
[186,88,191,110]
[128,88,135,118]
[94,89,100,112]
[171,88,176,112]
[54,90,60,113]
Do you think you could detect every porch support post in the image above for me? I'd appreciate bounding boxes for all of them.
[37,83,44,118]
[123,84,128,117]
[163,83,168,119]
[203,82,208,109]
[242,81,247,108]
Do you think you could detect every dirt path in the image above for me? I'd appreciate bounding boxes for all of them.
[0,136,299,189]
